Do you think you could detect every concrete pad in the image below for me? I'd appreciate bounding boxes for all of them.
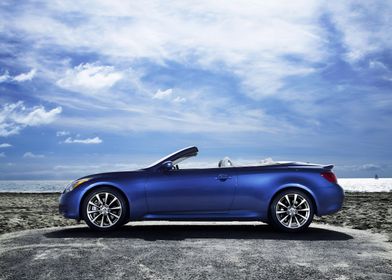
[0,222,391,279]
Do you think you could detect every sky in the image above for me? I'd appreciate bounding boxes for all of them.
[0,0,391,179]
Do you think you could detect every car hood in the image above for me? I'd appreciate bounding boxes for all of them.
[78,169,146,181]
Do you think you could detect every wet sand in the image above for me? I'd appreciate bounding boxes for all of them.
[0,192,391,240]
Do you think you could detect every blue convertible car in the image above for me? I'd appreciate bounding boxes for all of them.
[59,146,344,232]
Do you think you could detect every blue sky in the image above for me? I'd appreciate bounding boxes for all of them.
[0,1,391,179]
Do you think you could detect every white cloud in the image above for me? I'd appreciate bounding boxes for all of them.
[2,1,391,100]
[12,106,62,126]
[0,123,21,137]
[173,96,186,103]
[57,99,292,134]
[64,136,102,144]
[0,143,12,148]
[338,163,385,172]
[0,69,36,83]
[0,101,62,137]
[326,1,392,63]
[152,88,187,103]
[0,71,10,83]
[56,130,70,137]
[13,69,37,82]
[6,1,327,99]
[368,60,392,81]
[369,60,388,71]
[358,164,382,171]
[57,63,123,92]
[3,1,391,136]
[0,152,5,158]
[51,76,294,134]
[0,2,338,137]
[23,152,45,158]
[153,88,173,99]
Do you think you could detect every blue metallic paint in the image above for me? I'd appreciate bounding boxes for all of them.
[59,147,344,223]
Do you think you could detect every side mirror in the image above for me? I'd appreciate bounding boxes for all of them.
[161,161,174,172]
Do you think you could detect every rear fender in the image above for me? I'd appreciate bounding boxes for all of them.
[271,183,319,214]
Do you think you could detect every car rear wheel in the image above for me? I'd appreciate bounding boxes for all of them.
[269,190,314,232]
[82,187,128,231]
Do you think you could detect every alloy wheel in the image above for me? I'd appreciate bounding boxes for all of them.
[86,192,123,228]
[275,193,311,229]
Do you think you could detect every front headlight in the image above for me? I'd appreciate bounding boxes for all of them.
[63,178,91,193]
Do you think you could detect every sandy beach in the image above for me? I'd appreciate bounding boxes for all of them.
[0,192,391,241]
[314,192,392,241]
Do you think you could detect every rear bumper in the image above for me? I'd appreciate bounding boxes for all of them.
[316,183,344,216]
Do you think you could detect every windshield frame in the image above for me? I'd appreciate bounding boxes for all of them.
[144,146,199,170]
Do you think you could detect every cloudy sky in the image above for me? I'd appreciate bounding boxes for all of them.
[0,0,391,179]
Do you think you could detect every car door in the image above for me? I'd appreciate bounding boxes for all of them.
[145,168,237,214]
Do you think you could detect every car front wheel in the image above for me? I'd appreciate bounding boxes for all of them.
[270,190,314,232]
[82,187,128,231]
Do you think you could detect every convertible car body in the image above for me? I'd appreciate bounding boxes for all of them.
[59,146,344,232]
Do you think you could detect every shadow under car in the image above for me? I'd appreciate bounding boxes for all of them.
[44,223,353,241]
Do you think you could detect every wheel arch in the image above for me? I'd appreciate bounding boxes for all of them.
[79,183,131,220]
[268,185,318,218]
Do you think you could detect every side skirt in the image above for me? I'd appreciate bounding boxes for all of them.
[142,210,262,221]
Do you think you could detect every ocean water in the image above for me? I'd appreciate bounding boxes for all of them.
[0,180,70,193]
[0,178,391,193]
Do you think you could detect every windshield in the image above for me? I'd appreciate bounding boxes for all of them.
[144,146,198,169]
[145,154,174,169]
[173,156,193,166]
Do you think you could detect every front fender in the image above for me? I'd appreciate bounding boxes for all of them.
[78,181,129,218]
[60,177,148,220]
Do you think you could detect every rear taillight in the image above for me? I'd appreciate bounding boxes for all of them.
[321,171,337,184]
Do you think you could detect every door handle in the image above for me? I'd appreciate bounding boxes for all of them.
[216,174,232,181]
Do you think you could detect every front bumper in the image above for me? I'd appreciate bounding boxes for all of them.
[59,190,81,219]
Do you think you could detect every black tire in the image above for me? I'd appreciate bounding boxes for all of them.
[82,187,128,231]
[269,189,314,232]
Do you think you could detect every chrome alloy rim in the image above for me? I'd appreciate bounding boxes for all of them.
[87,192,122,228]
[275,193,310,229]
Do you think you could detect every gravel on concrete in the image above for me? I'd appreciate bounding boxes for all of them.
[0,222,391,280]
